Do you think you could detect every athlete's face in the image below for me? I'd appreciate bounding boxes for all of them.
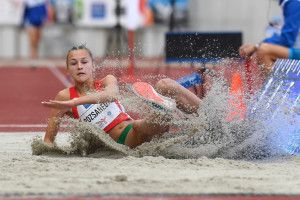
[67,49,94,83]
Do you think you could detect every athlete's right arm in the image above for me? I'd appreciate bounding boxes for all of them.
[43,89,70,145]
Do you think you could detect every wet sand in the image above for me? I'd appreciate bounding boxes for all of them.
[1,132,300,197]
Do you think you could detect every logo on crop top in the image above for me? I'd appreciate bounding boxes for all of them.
[97,117,107,127]
[83,104,91,109]
[83,102,110,123]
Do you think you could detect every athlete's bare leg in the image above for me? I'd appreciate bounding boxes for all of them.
[155,78,201,114]
[125,116,170,148]
[27,26,42,59]
[124,80,202,148]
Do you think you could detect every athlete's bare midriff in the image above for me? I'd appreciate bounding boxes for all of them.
[107,120,133,141]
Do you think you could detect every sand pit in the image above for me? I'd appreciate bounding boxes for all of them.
[0,132,300,197]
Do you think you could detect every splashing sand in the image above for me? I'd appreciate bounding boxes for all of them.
[31,71,296,160]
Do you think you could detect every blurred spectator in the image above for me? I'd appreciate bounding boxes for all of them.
[50,0,74,24]
[22,0,48,59]
[239,0,300,76]
[148,0,189,30]
[265,15,282,38]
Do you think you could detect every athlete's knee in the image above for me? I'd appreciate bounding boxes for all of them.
[155,78,177,94]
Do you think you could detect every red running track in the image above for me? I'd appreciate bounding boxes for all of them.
[0,67,65,131]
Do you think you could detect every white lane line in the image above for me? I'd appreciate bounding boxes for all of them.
[47,66,72,87]
[0,124,67,128]
[0,132,68,134]
[0,131,43,134]
[0,124,47,128]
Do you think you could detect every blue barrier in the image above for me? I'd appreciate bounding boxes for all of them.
[249,59,300,155]
[250,59,300,117]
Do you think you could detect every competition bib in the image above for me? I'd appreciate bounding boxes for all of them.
[77,102,123,130]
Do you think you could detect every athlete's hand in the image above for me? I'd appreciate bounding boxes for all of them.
[239,44,257,58]
[41,99,76,110]
[43,138,55,148]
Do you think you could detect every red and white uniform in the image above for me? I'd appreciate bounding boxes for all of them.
[69,80,131,132]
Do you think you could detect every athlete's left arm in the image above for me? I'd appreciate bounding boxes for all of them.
[42,75,119,109]
[73,74,119,105]
[101,74,120,99]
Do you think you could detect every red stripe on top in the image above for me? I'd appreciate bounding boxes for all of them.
[103,112,131,132]
[114,99,123,110]
[94,80,103,90]
[69,87,79,119]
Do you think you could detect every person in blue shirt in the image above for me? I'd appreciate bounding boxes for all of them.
[239,0,300,76]
[22,0,48,59]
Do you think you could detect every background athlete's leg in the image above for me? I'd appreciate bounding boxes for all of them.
[155,78,201,114]
[27,26,42,59]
